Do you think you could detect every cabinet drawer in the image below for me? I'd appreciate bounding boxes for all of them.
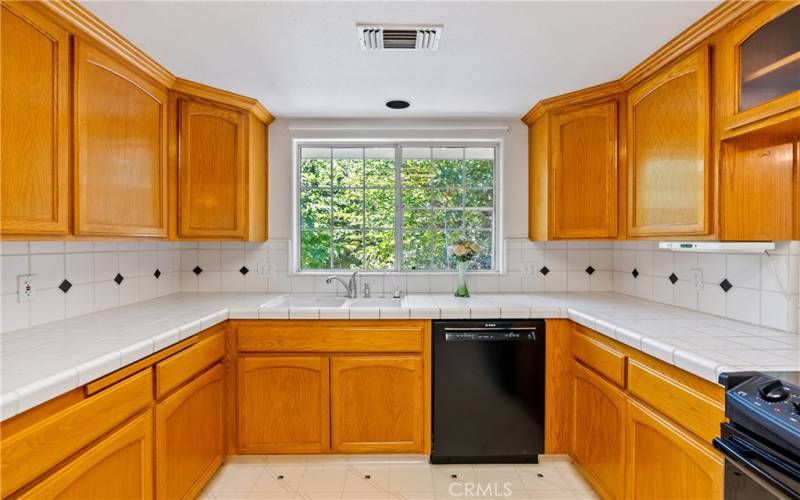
[156,332,225,398]
[627,359,724,443]
[1,370,153,497]
[572,328,626,387]
[236,320,425,353]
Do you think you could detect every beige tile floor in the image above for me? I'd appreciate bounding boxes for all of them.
[200,455,599,500]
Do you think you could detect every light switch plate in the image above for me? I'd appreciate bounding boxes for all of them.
[17,275,35,302]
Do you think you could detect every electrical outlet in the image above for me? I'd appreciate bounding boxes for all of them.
[257,263,275,279]
[689,268,703,290]
[17,275,35,302]
[522,264,538,277]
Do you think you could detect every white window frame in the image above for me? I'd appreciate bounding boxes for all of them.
[292,139,503,274]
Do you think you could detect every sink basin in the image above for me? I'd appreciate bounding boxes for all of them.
[269,296,347,308]
[345,298,403,308]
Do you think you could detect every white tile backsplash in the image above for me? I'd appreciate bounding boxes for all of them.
[0,241,182,333]
[612,241,800,333]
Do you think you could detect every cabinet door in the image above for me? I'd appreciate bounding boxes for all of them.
[628,46,711,237]
[551,101,619,239]
[626,399,723,500]
[238,356,330,453]
[20,411,153,499]
[720,133,798,241]
[177,98,247,239]
[720,2,800,132]
[155,364,224,500]
[1,2,69,235]
[74,40,168,237]
[330,356,424,453]
[571,361,626,500]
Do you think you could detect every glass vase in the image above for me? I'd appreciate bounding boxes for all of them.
[455,261,470,297]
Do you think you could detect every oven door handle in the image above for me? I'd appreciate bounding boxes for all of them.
[714,437,800,500]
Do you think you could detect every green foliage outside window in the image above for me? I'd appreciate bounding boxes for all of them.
[299,145,495,271]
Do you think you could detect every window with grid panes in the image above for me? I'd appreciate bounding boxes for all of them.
[298,144,496,271]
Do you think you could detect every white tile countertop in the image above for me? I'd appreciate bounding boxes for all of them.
[1,292,798,421]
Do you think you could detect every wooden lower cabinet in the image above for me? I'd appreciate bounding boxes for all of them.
[571,361,626,500]
[19,411,153,499]
[155,364,224,500]
[625,398,723,500]
[330,356,424,453]
[238,355,330,453]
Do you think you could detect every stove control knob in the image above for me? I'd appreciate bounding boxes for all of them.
[758,379,789,402]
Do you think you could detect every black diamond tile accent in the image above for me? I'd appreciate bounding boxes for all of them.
[114,273,124,285]
[632,268,639,278]
[154,269,161,279]
[540,266,550,276]
[451,474,458,479]
[668,273,678,284]
[585,266,595,275]
[720,279,733,293]
[277,475,284,480]
[364,475,371,479]
[239,266,249,275]
[193,266,203,275]
[58,279,72,293]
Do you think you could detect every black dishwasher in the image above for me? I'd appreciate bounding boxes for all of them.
[431,319,545,464]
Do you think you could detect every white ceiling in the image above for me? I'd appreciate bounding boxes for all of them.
[82,1,719,118]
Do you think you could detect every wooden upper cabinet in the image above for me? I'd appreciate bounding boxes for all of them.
[330,356,425,453]
[625,399,723,500]
[571,361,626,500]
[174,91,269,241]
[74,40,168,237]
[19,411,153,500]
[526,91,622,241]
[551,101,619,239]
[1,2,70,236]
[719,2,800,134]
[720,132,799,241]
[627,46,712,238]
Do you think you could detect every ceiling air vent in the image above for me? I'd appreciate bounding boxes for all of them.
[358,24,442,51]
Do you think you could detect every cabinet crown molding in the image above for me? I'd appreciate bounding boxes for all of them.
[172,78,274,125]
[521,80,623,124]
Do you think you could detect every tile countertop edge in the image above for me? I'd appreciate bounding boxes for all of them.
[2,292,798,421]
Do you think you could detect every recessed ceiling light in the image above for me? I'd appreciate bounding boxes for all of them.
[386,100,410,110]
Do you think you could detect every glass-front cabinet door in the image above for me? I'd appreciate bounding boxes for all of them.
[721,2,800,132]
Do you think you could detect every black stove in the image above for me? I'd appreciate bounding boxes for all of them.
[715,371,800,499]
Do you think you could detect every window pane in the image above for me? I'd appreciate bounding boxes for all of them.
[364,230,395,269]
[300,150,332,187]
[443,209,463,228]
[402,158,432,188]
[432,158,462,187]
[403,188,431,209]
[333,229,363,269]
[300,230,331,269]
[468,230,493,270]
[365,189,395,228]
[365,148,395,187]
[465,158,494,187]
[332,148,363,187]
[432,188,463,208]
[464,210,493,229]
[402,231,432,270]
[332,189,363,228]
[430,231,448,270]
[300,189,331,228]
[404,209,432,228]
[464,188,493,208]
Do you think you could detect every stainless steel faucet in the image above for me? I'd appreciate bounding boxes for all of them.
[325,271,358,298]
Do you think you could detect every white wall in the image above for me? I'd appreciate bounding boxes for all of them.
[267,117,529,240]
